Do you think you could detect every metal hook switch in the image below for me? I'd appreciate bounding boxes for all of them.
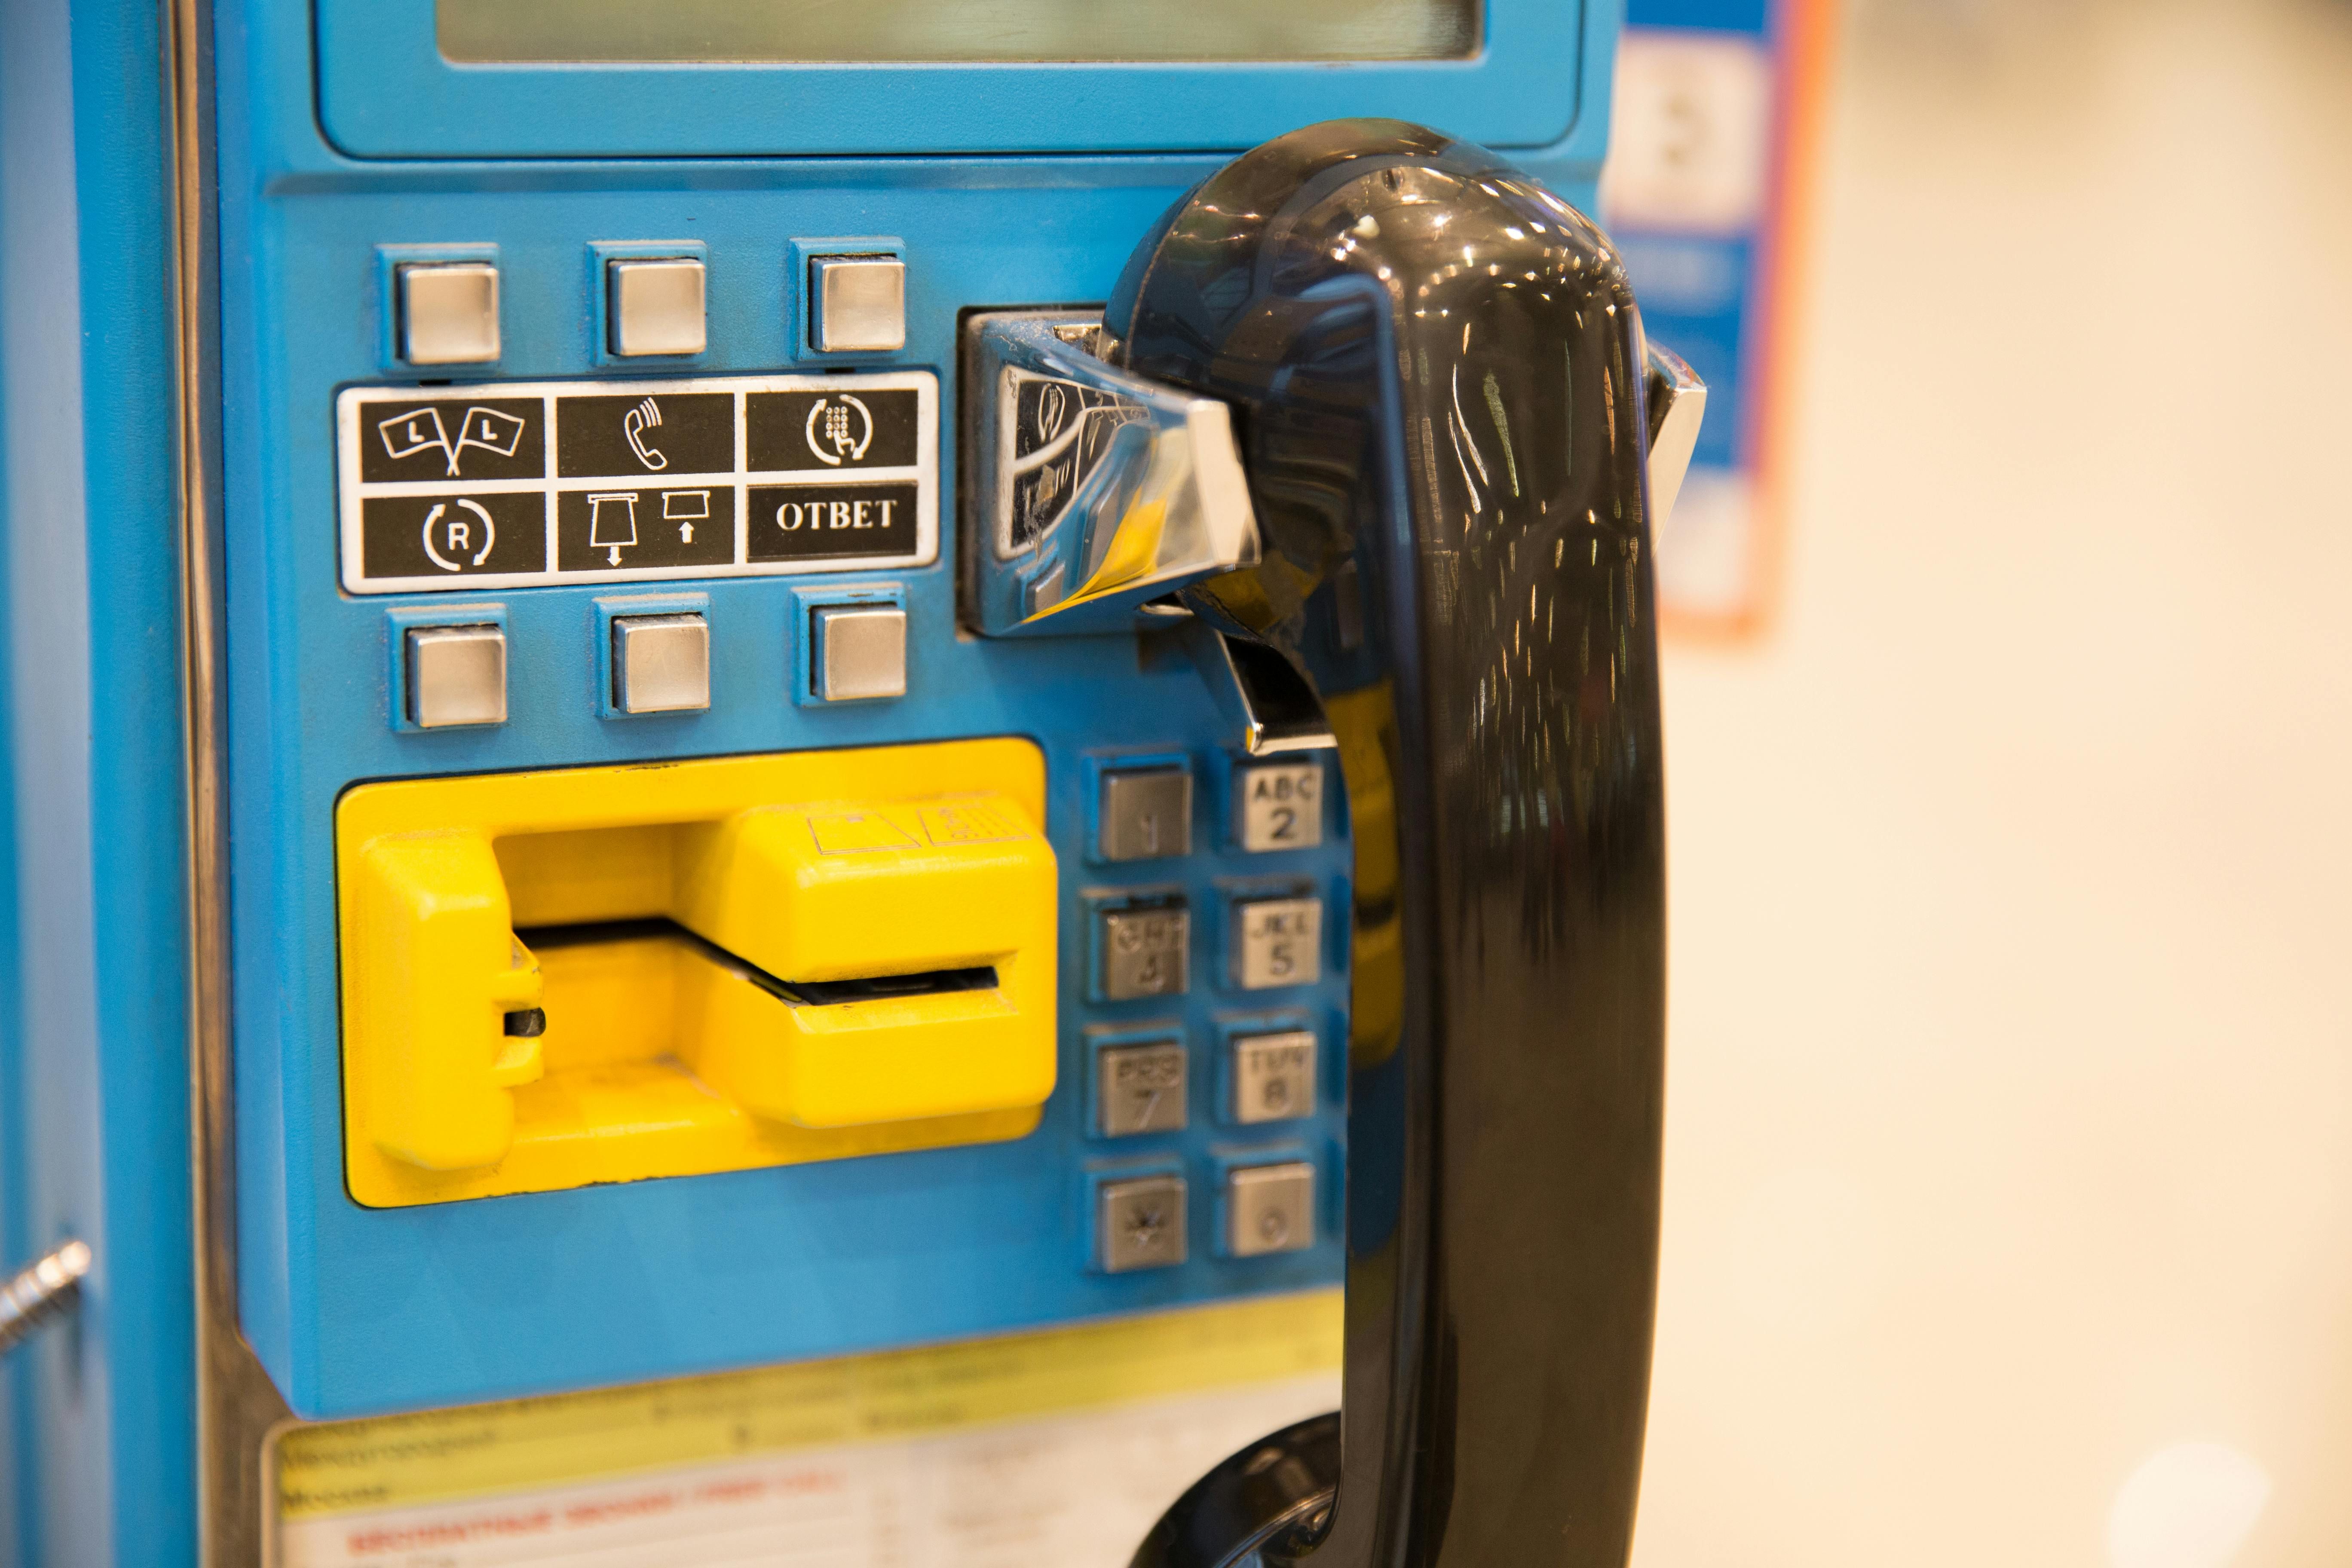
[1643,340,1707,530]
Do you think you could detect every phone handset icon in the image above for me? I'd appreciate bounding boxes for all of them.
[622,398,668,471]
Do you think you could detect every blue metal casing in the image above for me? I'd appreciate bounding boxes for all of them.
[0,0,1626,1555]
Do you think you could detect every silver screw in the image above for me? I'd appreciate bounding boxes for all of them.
[0,1239,92,1356]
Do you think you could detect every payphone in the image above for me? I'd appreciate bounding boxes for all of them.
[0,2,1694,1563]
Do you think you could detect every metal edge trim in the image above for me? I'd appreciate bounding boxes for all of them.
[168,0,300,1561]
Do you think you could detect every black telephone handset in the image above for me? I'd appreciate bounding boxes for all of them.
[1104,122,1680,1568]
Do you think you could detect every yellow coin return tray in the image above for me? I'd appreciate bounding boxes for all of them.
[336,738,1056,1207]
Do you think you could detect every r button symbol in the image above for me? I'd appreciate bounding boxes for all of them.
[359,493,545,582]
[421,498,497,571]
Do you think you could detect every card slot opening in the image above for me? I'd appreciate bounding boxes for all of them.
[515,916,999,1007]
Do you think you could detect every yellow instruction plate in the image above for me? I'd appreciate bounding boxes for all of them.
[273,1289,1342,1567]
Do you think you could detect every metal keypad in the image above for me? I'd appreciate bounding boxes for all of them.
[1074,746,1347,1279]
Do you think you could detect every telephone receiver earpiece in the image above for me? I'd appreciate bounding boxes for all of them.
[1102,119,1684,1568]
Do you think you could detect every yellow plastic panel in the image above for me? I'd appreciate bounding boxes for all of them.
[343,833,546,1170]
[336,739,1054,1208]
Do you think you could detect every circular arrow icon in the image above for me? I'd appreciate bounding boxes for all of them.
[421,498,496,572]
[804,394,874,466]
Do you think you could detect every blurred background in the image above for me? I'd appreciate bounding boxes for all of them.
[1625,0,2352,1564]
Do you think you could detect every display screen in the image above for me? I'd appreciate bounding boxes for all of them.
[437,0,1480,64]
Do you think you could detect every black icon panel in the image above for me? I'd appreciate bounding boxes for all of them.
[337,374,934,592]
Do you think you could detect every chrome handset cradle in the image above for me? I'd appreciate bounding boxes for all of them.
[962,312,1262,638]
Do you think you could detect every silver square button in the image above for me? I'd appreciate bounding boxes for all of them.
[1236,761,1324,852]
[398,262,499,365]
[813,605,907,702]
[1098,1175,1186,1272]
[405,625,505,729]
[1227,1162,1315,1258]
[1100,904,1189,1001]
[1096,1039,1188,1137]
[1231,1029,1316,1124]
[609,257,706,358]
[810,256,906,353]
[1100,768,1192,861]
[612,613,710,714]
[1233,897,1322,990]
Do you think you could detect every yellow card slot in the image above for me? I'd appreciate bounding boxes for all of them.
[336,738,1057,1207]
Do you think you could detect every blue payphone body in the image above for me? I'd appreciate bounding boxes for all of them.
[0,2,1675,1563]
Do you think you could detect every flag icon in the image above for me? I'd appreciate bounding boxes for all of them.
[456,406,527,464]
[377,406,450,465]
[374,403,529,476]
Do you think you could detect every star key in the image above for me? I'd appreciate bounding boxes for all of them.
[1097,1175,1187,1272]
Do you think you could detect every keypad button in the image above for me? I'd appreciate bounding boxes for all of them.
[1231,1029,1316,1124]
[609,257,706,358]
[1100,768,1192,861]
[812,605,907,701]
[1099,903,1190,1001]
[1226,1162,1315,1258]
[1096,1040,1188,1136]
[404,625,506,729]
[611,613,710,714]
[1236,760,1323,852]
[398,262,499,366]
[1098,1175,1186,1272]
[1232,896,1321,990]
[810,256,906,353]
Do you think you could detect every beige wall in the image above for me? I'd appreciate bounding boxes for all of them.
[1636,2,2352,1563]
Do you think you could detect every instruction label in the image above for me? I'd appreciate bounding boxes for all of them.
[273,1289,1341,1568]
[336,371,936,594]
[750,481,921,561]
